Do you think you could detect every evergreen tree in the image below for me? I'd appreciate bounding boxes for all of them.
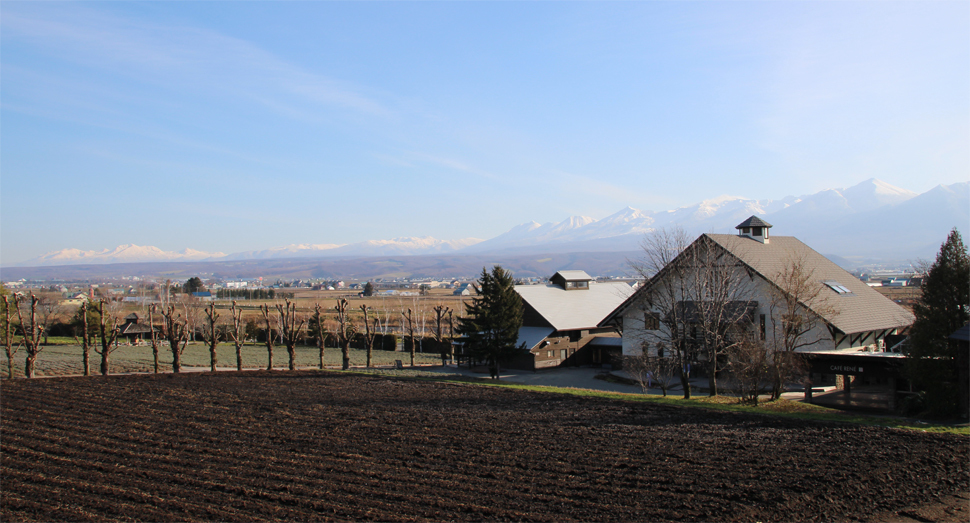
[184,277,205,294]
[456,266,524,379]
[905,228,970,417]
[363,282,375,297]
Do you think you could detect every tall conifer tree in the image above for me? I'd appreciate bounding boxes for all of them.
[905,228,970,416]
[456,266,524,379]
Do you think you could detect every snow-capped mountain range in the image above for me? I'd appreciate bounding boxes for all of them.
[15,179,968,267]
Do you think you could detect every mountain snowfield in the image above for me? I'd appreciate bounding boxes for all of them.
[15,178,968,267]
[23,244,227,266]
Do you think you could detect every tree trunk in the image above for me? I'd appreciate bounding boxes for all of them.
[7,357,13,380]
[288,346,296,371]
[100,350,109,376]
[210,342,217,372]
[236,343,243,372]
[24,354,36,379]
[708,359,718,397]
[173,350,182,373]
[81,305,90,376]
[266,346,273,371]
[342,341,350,371]
[100,316,110,376]
[680,369,691,399]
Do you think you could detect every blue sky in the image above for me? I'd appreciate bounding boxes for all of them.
[2,1,967,265]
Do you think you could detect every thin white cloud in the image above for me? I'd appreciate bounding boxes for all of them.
[407,152,500,181]
[1,5,391,119]
[547,169,677,211]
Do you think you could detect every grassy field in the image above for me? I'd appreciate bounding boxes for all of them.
[0,343,443,378]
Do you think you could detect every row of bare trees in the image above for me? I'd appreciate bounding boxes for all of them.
[1,291,466,379]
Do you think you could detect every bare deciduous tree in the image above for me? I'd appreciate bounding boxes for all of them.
[632,228,754,397]
[259,304,276,370]
[147,304,161,374]
[92,299,120,376]
[682,236,753,397]
[160,304,189,373]
[277,299,306,371]
[763,255,840,399]
[626,341,679,397]
[311,304,327,369]
[432,304,451,365]
[73,301,93,376]
[360,304,375,368]
[725,336,771,405]
[228,301,245,372]
[334,298,353,370]
[202,302,220,372]
[402,307,416,367]
[630,227,695,398]
[15,294,46,378]
[447,308,455,364]
[38,298,62,346]
[2,295,22,379]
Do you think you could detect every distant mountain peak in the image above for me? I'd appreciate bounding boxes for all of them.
[12,179,962,268]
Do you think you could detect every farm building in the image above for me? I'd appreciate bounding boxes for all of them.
[506,270,635,371]
[601,217,915,402]
[117,313,154,343]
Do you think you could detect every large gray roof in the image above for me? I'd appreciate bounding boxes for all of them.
[603,234,914,336]
[516,281,635,332]
[705,234,914,335]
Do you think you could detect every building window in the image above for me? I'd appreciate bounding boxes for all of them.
[644,313,660,330]
[752,227,762,237]
[560,349,567,359]
[547,350,553,358]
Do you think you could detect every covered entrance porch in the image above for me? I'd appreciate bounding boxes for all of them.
[803,353,907,412]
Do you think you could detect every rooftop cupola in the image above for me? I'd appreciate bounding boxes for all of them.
[736,216,772,244]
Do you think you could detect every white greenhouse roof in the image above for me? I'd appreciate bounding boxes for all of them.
[516,281,635,332]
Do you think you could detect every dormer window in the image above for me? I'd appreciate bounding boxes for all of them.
[550,270,593,290]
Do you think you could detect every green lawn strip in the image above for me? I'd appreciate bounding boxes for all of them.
[342,369,969,436]
[36,336,82,345]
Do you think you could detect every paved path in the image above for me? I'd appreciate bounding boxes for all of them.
[421,365,650,394]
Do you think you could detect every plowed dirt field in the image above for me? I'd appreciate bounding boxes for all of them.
[1,371,967,522]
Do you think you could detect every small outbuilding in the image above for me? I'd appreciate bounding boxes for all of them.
[117,313,154,344]
[506,270,635,371]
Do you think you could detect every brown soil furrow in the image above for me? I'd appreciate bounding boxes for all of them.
[0,462,252,521]
[2,437,423,521]
[2,372,967,523]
